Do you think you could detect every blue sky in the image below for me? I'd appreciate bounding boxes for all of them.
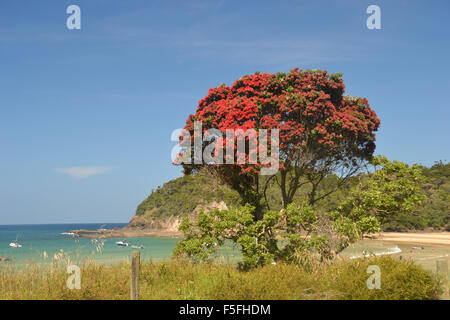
[0,0,449,224]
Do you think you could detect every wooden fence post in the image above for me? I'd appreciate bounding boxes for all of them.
[131,250,140,300]
[436,259,449,300]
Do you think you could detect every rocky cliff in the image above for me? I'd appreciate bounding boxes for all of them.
[125,200,229,234]
[123,172,239,234]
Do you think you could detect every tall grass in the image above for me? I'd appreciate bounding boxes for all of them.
[0,256,442,300]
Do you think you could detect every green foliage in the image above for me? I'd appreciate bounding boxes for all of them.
[333,156,426,237]
[280,203,334,267]
[174,202,355,269]
[384,160,449,231]
[174,204,280,269]
[173,209,220,262]
[174,157,430,269]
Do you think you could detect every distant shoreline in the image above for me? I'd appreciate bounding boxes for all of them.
[373,232,450,246]
[69,227,450,246]
[68,228,182,239]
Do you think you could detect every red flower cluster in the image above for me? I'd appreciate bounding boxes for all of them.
[182,68,380,174]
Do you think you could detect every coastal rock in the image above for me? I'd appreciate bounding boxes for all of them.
[125,200,229,233]
[70,201,229,239]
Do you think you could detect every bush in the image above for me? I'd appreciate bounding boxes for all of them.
[321,256,442,300]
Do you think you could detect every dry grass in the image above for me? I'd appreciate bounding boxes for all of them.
[0,256,442,300]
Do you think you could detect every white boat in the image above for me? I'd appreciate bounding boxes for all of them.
[131,245,144,250]
[116,240,129,247]
[9,237,22,248]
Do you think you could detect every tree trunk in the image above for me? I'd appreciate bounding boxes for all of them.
[280,170,289,208]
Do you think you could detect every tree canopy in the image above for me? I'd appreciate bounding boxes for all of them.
[178,68,380,216]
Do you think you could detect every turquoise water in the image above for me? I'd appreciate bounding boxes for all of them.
[0,224,182,266]
[0,224,242,267]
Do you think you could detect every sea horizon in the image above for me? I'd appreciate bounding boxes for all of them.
[0,222,129,227]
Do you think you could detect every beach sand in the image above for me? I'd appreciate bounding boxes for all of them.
[374,232,450,246]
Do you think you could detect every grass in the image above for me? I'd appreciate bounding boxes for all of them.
[0,256,443,300]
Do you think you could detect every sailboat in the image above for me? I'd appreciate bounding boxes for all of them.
[9,236,22,248]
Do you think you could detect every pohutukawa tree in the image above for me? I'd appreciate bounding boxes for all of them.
[177,68,380,217]
[174,68,426,269]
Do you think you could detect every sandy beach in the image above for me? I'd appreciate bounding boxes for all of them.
[374,232,450,246]
[70,227,450,245]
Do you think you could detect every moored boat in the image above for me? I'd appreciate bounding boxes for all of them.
[9,236,22,248]
[116,240,129,247]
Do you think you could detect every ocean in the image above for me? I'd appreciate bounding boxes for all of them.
[0,223,181,266]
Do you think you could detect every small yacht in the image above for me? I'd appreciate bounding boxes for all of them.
[116,240,129,247]
[9,237,22,248]
[131,245,144,250]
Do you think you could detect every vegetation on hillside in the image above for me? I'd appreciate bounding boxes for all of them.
[383,161,449,231]
[135,174,241,219]
[136,161,449,232]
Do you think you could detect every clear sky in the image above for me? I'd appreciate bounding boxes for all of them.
[0,0,449,224]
